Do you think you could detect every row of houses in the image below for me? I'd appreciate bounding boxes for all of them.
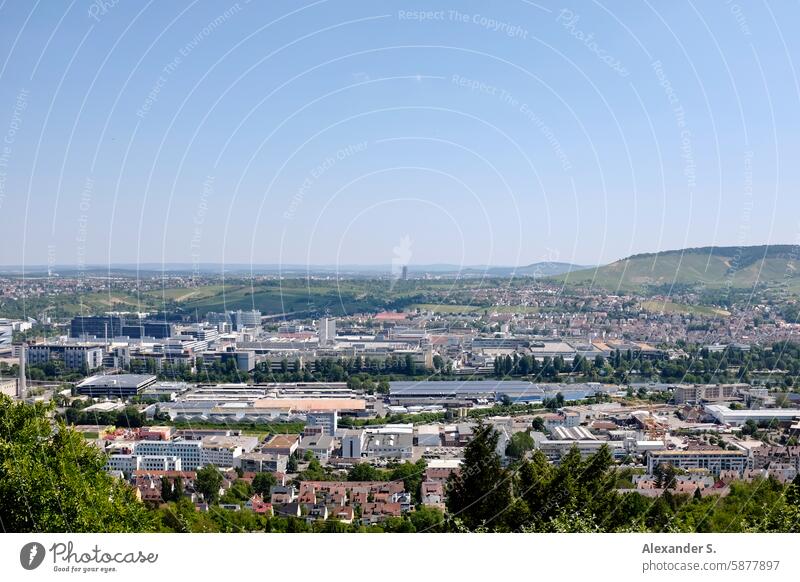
[268,481,411,525]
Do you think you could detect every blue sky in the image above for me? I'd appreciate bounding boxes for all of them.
[0,0,798,268]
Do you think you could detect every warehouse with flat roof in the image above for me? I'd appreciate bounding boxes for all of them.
[76,374,157,398]
[704,404,800,426]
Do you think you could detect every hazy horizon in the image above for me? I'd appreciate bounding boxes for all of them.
[2,240,800,272]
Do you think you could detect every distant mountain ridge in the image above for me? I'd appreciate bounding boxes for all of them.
[555,244,800,291]
[8,245,799,291]
[0,261,589,277]
[476,262,591,277]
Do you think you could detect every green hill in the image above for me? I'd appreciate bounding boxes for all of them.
[555,245,800,292]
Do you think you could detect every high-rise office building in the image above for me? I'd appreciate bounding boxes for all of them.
[70,316,123,339]
[319,317,336,346]
[120,320,174,339]
[234,310,261,330]
[72,315,173,340]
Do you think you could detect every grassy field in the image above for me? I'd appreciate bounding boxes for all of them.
[0,277,507,319]
[146,279,497,317]
[640,300,730,317]
[0,291,162,319]
[143,284,233,302]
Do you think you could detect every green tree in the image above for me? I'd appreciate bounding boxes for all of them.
[389,459,427,503]
[409,506,445,532]
[196,465,224,504]
[347,463,384,482]
[446,423,511,530]
[376,379,390,394]
[0,395,153,532]
[252,472,277,498]
[505,431,535,459]
[160,476,175,502]
[653,463,679,490]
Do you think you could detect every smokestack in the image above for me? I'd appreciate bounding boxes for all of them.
[17,343,26,400]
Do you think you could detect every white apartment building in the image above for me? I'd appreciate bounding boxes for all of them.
[646,449,748,475]
[133,440,203,470]
[200,435,259,468]
[105,454,182,473]
[105,454,139,474]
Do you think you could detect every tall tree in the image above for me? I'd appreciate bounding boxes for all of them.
[196,465,223,504]
[446,423,511,530]
[252,472,277,498]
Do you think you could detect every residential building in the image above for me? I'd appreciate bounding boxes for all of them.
[200,435,258,468]
[133,440,203,471]
[262,434,300,456]
[646,449,748,476]
[421,481,446,510]
[244,494,273,515]
[237,452,288,473]
[105,454,182,474]
[27,344,104,371]
[751,445,800,472]
[425,459,461,483]
[674,384,742,404]
[270,485,297,505]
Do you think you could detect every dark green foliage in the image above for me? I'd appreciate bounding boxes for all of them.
[195,465,223,504]
[446,423,512,530]
[160,476,183,503]
[252,472,277,498]
[0,395,154,532]
[347,463,384,482]
[505,431,535,459]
